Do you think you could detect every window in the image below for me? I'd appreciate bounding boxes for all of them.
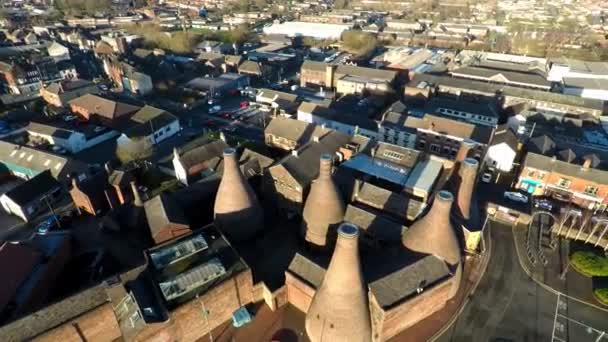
[557,178,571,188]
[165,126,171,132]
[442,146,451,155]
[418,141,426,149]
[44,159,51,167]
[430,144,441,153]
[584,186,598,196]
[383,150,404,161]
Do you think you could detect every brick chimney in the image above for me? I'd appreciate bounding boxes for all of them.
[302,154,345,248]
[455,158,479,221]
[214,148,263,241]
[325,64,336,88]
[305,223,372,342]
[455,139,476,162]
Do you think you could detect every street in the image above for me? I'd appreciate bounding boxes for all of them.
[438,220,608,342]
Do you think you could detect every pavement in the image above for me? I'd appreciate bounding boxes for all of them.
[437,220,608,342]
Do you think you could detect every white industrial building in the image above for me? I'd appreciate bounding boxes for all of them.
[263,21,353,39]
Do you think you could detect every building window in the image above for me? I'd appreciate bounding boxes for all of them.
[557,178,571,188]
[418,141,426,149]
[442,146,451,155]
[383,150,403,161]
[430,144,441,153]
[584,186,598,196]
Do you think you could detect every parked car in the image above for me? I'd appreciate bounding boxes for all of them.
[221,126,236,133]
[208,105,221,114]
[37,215,60,234]
[481,172,492,183]
[534,198,553,211]
[504,191,529,203]
[99,84,108,91]
[240,101,249,108]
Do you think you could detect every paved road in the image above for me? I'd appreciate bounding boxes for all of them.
[437,220,608,342]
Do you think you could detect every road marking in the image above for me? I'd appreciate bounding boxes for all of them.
[557,313,606,334]
[551,293,561,342]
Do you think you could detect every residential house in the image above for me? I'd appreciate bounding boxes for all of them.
[103,58,154,96]
[517,152,608,210]
[69,94,140,122]
[300,61,398,96]
[378,108,493,160]
[0,171,62,222]
[0,140,90,182]
[69,171,119,216]
[238,60,273,82]
[266,128,351,215]
[264,116,333,151]
[144,193,191,245]
[115,105,180,147]
[297,101,378,139]
[47,42,71,62]
[40,79,100,108]
[255,88,301,114]
[484,126,519,172]
[171,138,273,185]
[26,121,118,154]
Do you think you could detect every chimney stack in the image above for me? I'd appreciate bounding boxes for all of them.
[214,148,263,241]
[325,64,336,89]
[130,181,143,207]
[303,154,345,248]
[455,158,479,221]
[305,223,372,342]
[583,157,592,169]
[402,190,461,266]
[455,139,476,162]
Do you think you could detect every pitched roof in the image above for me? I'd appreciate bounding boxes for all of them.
[176,139,228,173]
[3,170,60,206]
[583,153,601,168]
[368,255,450,308]
[265,117,333,146]
[144,193,189,238]
[94,41,114,55]
[302,60,397,82]
[287,253,326,288]
[0,242,41,313]
[490,126,518,150]
[523,152,608,184]
[272,130,351,186]
[558,148,577,163]
[528,135,556,154]
[26,122,74,140]
[451,66,550,88]
[120,106,178,138]
[69,94,140,120]
[343,204,406,243]
[0,140,88,179]
[238,60,263,75]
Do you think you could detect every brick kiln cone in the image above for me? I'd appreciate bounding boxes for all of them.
[305,223,372,342]
[402,190,461,266]
[455,139,477,162]
[214,148,263,241]
[455,158,479,221]
[303,154,346,248]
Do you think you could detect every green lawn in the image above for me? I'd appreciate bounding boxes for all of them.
[570,251,608,277]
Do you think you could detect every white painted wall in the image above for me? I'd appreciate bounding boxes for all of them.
[485,143,516,172]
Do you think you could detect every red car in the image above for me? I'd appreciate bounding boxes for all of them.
[205,120,215,126]
[221,112,232,119]
[228,89,240,96]
[240,101,249,108]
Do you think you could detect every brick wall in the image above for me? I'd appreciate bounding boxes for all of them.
[372,277,456,341]
[34,303,122,342]
[285,272,315,313]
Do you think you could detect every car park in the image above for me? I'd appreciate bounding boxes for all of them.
[504,191,529,203]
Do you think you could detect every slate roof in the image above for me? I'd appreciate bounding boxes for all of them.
[265,117,333,146]
[563,77,608,90]
[343,204,406,243]
[354,182,425,221]
[558,148,577,163]
[527,134,556,154]
[120,106,178,138]
[27,122,74,140]
[272,130,351,186]
[287,253,326,288]
[3,170,60,206]
[451,66,550,88]
[368,255,450,308]
[238,60,263,75]
[490,126,518,150]
[0,242,41,314]
[258,88,300,103]
[523,152,608,184]
[144,193,189,238]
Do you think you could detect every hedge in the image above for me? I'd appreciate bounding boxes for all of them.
[594,288,608,305]
[570,251,608,277]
